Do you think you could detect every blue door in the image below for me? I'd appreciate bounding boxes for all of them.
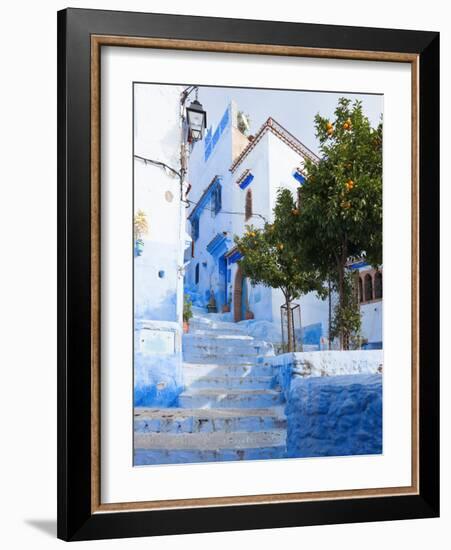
[218,255,227,311]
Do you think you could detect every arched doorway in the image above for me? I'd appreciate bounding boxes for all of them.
[364,273,373,302]
[233,265,248,322]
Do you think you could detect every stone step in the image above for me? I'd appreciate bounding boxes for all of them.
[134,430,286,464]
[184,333,255,342]
[182,362,274,377]
[188,332,252,339]
[187,328,248,337]
[134,407,286,433]
[189,321,248,334]
[187,375,275,390]
[183,341,272,355]
[135,446,286,465]
[183,352,261,364]
[178,388,284,409]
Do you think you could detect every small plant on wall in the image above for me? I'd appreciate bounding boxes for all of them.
[134,210,148,257]
[237,111,250,135]
[183,294,193,333]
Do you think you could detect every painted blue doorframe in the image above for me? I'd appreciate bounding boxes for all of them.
[218,254,227,310]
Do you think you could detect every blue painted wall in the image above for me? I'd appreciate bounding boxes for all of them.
[134,352,183,407]
[302,322,322,346]
[285,374,382,458]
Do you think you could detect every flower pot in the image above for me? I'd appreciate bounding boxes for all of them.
[183,321,190,334]
[245,310,254,320]
[222,304,231,313]
[134,239,144,257]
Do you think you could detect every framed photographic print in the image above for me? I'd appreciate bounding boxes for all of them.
[57,8,439,541]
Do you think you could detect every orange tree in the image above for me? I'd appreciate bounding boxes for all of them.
[298,98,382,349]
[234,189,325,352]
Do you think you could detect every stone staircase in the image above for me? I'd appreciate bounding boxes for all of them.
[134,311,287,465]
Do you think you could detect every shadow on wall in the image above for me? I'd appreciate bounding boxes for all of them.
[135,289,177,323]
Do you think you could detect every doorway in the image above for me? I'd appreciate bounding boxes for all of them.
[233,265,248,322]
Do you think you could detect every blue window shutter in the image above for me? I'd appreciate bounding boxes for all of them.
[215,185,222,214]
[192,217,199,241]
[239,173,254,189]
[293,171,305,185]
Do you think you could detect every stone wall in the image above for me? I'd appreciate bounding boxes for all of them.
[286,374,382,457]
[267,350,383,399]
[265,350,383,458]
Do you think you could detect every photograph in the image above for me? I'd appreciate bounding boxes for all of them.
[52,5,439,542]
[133,83,384,466]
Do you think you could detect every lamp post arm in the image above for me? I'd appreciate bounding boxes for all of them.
[133,154,181,178]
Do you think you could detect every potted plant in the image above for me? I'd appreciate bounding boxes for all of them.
[237,111,250,136]
[206,290,217,313]
[133,209,148,257]
[245,309,254,320]
[183,294,193,333]
[222,295,232,313]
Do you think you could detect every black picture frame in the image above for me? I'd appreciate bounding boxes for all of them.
[57,7,439,541]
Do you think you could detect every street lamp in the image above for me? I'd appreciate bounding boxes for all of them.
[186,99,207,142]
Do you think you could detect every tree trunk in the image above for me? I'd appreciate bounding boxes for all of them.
[285,295,294,353]
[328,278,332,350]
[337,241,348,350]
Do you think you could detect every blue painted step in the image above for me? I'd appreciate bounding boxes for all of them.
[178,389,284,409]
[134,407,287,434]
[182,362,274,377]
[187,375,275,390]
[134,430,286,465]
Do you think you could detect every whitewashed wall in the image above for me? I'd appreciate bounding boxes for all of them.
[134,84,185,324]
[185,103,235,310]
[361,301,383,344]
[133,84,187,406]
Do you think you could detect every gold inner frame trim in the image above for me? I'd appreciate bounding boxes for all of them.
[90,34,420,514]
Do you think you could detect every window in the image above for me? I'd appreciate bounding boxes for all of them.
[364,274,373,302]
[191,217,199,241]
[213,184,222,215]
[374,271,383,299]
[245,189,252,221]
[195,263,200,285]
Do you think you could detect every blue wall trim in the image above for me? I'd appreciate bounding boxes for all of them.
[189,176,222,221]
[348,260,369,270]
[239,173,254,189]
[293,171,305,184]
[207,233,229,258]
[227,250,243,264]
[204,105,230,161]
